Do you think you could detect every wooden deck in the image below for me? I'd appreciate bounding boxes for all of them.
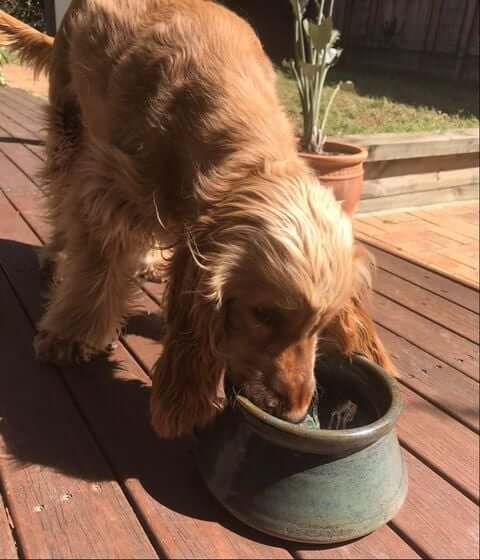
[0,87,479,559]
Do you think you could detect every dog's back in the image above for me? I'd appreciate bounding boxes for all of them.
[41,0,296,211]
[2,0,298,212]
[53,1,283,140]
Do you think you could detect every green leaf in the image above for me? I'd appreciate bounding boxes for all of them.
[308,16,333,50]
[300,63,321,78]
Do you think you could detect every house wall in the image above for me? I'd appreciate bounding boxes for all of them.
[54,0,70,29]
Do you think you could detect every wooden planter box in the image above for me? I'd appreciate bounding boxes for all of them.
[336,128,479,214]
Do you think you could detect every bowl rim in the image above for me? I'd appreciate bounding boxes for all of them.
[235,354,403,446]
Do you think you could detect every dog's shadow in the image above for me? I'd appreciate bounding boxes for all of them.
[0,238,295,550]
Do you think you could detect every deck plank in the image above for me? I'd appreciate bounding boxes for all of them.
[391,450,479,559]
[397,386,479,502]
[0,268,158,559]
[0,87,47,117]
[378,325,479,431]
[0,100,44,139]
[0,492,18,559]
[3,135,478,555]
[364,242,479,313]
[372,293,479,381]
[0,143,418,560]
[0,113,43,145]
[374,267,479,343]
[294,525,420,559]
[1,86,479,558]
[0,187,292,559]
[0,87,47,112]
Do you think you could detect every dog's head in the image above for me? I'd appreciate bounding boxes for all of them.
[151,172,370,438]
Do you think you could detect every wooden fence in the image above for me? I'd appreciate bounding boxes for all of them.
[42,0,479,82]
[334,0,479,82]
[222,0,479,83]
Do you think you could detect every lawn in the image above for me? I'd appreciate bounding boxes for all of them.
[277,66,479,136]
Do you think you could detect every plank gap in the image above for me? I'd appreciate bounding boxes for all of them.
[0,478,22,559]
[386,522,430,560]
[399,439,478,505]
[374,261,479,316]
[373,287,479,346]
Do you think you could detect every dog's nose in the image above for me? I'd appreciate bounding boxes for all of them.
[281,404,310,424]
[278,377,315,424]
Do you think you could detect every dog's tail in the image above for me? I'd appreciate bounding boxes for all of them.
[0,10,53,77]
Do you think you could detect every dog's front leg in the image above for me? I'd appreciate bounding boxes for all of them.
[34,232,141,365]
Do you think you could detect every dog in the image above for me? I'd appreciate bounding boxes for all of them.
[0,1,395,439]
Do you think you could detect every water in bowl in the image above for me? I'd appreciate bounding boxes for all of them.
[300,371,381,430]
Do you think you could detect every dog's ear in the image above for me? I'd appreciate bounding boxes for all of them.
[150,244,226,439]
[320,244,398,376]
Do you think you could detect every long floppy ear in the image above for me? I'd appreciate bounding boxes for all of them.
[150,244,226,439]
[320,244,398,376]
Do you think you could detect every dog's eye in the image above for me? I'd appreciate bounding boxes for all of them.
[251,305,281,327]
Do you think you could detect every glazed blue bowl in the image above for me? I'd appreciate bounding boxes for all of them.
[195,355,407,544]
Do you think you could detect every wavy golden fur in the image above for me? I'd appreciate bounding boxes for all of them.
[1,0,395,439]
[0,9,53,77]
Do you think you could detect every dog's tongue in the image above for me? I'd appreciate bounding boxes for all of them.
[299,386,358,430]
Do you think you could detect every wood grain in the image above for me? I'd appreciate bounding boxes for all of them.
[362,167,479,199]
[397,386,479,502]
[1,85,478,559]
[357,184,479,214]
[378,325,479,432]
[363,242,480,313]
[0,86,47,117]
[374,268,479,343]
[0,492,18,559]
[0,99,44,139]
[294,524,419,559]
[391,450,479,559]
[340,129,479,162]
[0,264,158,559]
[0,177,292,559]
[0,182,413,559]
[364,152,479,181]
[372,293,479,381]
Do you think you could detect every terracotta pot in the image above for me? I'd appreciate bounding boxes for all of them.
[300,141,368,216]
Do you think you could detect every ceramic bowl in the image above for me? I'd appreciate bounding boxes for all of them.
[195,354,407,544]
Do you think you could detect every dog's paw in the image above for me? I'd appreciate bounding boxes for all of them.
[33,331,103,366]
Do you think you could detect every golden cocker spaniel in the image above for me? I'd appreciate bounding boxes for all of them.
[0,0,395,439]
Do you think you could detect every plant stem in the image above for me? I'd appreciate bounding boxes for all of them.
[319,82,341,142]
[328,0,335,17]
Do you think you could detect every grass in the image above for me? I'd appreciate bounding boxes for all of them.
[0,47,20,86]
[0,46,19,64]
[277,66,479,136]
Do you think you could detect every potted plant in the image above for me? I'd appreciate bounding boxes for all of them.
[286,0,368,215]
